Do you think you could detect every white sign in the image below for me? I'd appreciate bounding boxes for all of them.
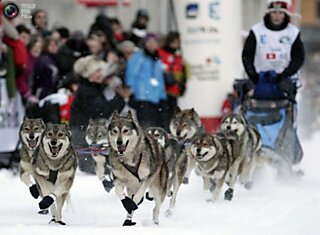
[174,0,242,116]
[0,79,24,152]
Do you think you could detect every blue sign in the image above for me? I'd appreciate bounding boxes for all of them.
[186,3,199,19]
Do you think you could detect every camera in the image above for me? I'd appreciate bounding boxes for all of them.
[3,2,19,19]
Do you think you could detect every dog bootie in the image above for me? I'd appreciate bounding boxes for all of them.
[102,178,114,193]
[182,177,189,184]
[29,184,40,199]
[39,194,56,209]
[146,192,154,201]
[121,196,138,214]
[123,219,136,226]
[224,188,234,201]
[38,209,49,215]
[56,221,66,226]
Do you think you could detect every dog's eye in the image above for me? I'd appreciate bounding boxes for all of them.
[98,134,103,138]
[183,123,188,128]
[24,127,30,131]
[112,129,118,134]
[58,133,64,138]
[123,129,128,134]
[47,132,53,137]
[34,127,39,131]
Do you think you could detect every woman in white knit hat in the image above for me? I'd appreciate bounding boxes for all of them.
[70,55,131,174]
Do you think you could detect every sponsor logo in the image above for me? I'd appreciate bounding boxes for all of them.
[260,35,267,44]
[185,3,199,19]
[209,0,220,20]
[266,53,276,60]
[279,36,291,44]
[206,55,221,65]
[187,26,219,34]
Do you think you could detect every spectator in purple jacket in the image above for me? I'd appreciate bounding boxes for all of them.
[32,37,59,99]
[17,36,43,105]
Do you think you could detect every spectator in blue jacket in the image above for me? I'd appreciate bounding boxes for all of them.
[125,33,167,129]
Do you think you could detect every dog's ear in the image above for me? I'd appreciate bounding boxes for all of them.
[126,110,133,120]
[111,110,120,121]
[239,114,248,127]
[175,106,181,114]
[61,122,72,137]
[89,118,94,125]
[191,109,202,127]
[212,135,223,153]
[39,118,46,129]
[23,116,29,121]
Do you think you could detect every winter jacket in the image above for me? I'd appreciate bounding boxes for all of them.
[158,47,186,97]
[16,52,37,97]
[125,50,166,104]
[70,78,125,130]
[242,14,304,85]
[32,53,59,99]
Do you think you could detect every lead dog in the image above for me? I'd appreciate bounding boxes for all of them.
[107,111,168,226]
[32,123,77,225]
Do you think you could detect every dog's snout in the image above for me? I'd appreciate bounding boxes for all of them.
[226,126,231,130]
[29,134,35,140]
[117,139,123,146]
[176,130,181,136]
[51,140,57,146]
[196,148,201,153]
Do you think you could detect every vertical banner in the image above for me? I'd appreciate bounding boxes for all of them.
[0,79,24,152]
[174,0,242,131]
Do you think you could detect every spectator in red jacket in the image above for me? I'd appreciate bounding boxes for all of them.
[158,31,187,130]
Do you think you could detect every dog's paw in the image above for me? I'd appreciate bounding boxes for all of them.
[102,179,114,193]
[165,209,173,217]
[123,219,136,226]
[49,218,56,224]
[224,188,234,201]
[29,184,40,199]
[153,220,159,226]
[166,191,173,197]
[39,194,56,210]
[182,177,189,184]
[38,209,49,215]
[206,198,217,203]
[244,182,253,190]
[121,197,138,214]
[146,192,154,201]
[209,181,216,193]
[56,221,66,226]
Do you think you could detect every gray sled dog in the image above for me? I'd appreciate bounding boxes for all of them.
[85,118,114,192]
[220,113,262,194]
[19,117,45,200]
[190,132,239,202]
[32,123,77,225]
[169,107,204,184]
[107,111,168,226]
[146,127,188,216]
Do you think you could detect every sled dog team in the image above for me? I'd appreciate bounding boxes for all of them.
[19,108,264,226]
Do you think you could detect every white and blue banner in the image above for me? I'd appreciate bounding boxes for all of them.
[174,0,242,117]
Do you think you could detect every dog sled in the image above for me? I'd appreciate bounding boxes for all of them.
[233,78,303,171]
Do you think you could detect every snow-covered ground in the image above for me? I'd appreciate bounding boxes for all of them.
[1,133,320,235]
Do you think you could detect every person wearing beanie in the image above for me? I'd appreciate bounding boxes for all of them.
[130,8,149,48]
[242,0,304,102]
[125,33,167,129]
[70,55,130,173]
